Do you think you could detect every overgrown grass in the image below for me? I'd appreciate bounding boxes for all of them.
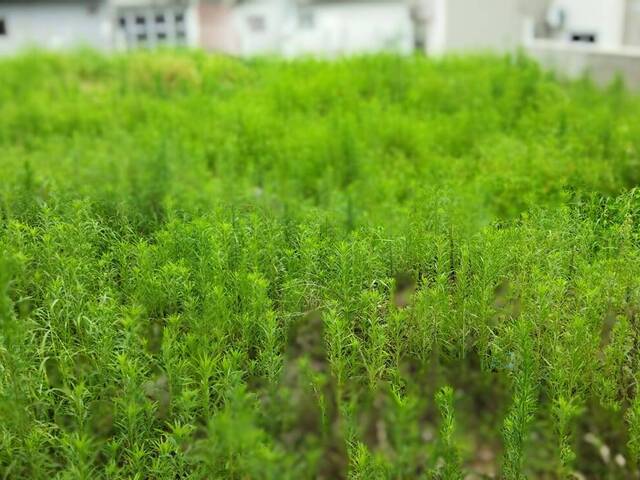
[1,50,640,479]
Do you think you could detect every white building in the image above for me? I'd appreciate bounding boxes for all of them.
[0,1,114,55]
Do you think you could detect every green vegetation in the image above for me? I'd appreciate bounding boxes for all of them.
[1,50,640,479]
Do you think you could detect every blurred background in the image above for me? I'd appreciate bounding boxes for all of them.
[0,0,639,86]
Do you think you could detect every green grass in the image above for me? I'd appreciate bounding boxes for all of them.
[1,49,640,479]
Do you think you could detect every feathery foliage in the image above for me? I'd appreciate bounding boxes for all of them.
[1,50,640,478]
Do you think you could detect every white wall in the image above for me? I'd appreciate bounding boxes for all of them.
[0,2,113,56]
[281,2,414,57]
[549,0,626,48]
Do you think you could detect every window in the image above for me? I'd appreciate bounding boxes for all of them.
[247,15,266,32]
[118,7,189,49]
[0,18,6,36]
[571,32,596,43]
[299,11,314,29]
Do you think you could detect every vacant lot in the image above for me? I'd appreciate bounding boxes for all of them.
[1,51,639,479]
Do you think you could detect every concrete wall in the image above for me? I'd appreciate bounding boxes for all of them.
[281,1,413,57]
[0,1,113,55]
[527,39,640,89]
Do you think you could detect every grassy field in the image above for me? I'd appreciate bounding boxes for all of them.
[1,50,640,479]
